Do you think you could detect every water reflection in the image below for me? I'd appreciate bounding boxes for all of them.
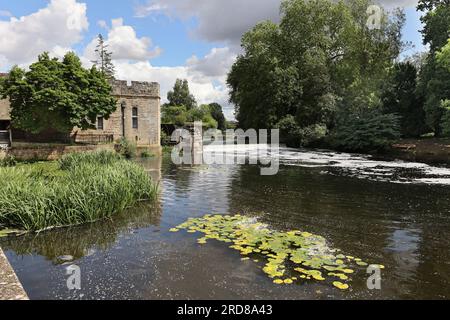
[1,202,162,265]
[1,148,450,299]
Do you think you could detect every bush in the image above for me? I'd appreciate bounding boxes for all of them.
[116,138,137,158]
[440,100,450,137]
[0,155,17,167]
[0,151,158,231]
[140,151,154,158]
[161,130,171,146]
[276,115,327,148]
[328,111,401,152]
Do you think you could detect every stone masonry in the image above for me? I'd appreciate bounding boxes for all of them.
[76,80,161,147]
[0,78,161,148]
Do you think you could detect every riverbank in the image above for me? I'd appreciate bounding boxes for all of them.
[386,138,450,164]
[0,248,28,300]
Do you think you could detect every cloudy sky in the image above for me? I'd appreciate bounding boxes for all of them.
[0,0,424,119]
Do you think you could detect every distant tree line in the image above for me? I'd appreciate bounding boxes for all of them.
[161,78,227,131]
[227,0,450,152]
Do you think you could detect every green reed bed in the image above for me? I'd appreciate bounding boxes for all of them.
[0,151,158,232]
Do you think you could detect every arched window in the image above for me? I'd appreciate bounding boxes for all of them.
[132,107,138,129]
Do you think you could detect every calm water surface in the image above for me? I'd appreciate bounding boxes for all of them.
[1,147,450,300]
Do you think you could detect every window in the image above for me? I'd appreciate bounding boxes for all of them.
[132,107,138,129]
[97,117,104,130]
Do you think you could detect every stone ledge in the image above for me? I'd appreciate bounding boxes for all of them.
[0,248,28,300]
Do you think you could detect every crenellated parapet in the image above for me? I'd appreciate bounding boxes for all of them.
[111,80,160,99]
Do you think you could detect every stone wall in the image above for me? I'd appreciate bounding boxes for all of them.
[77,80,161,147]
[0,79,161,148]
[6,143,115,161]
[0,98,10,120]
[0,248,28,300]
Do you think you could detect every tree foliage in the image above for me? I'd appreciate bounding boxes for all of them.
[416,0,450,136]
[0,52,117,134]
[208,103,227,131]
[381,62,426,137]
[437,39,450,71]
[167,79,197,110]
[328,111,401,152]
[440,99,450,136]
[92,34,115,79]
[228,0,405,147]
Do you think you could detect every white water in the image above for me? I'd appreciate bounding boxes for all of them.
[203,144,450,185]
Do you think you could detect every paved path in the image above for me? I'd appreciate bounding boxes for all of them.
[0,248,28,300]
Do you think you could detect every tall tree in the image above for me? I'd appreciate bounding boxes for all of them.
[437,39,450,71]
[1,52,117,134]
[167,79,197,110]
[208,103,227,131]
[228,0,405,142]
[92,34,115,79]
[381,62,426,137]
[416,0,450,135]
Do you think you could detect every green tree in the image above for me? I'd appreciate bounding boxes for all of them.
[167,79,197,110]
[418,0,450,52]
[437,39,450,71]
[329,111,401,152]
[416,1,450,136]
[92,34,115,78]
[161,104,188,126]
[208,103,227,131]
[0,52,117,134]
[228,0,405,146]
[440,99,450,136]
[381,62,426,137]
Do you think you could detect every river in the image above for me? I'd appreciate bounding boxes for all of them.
[1,146,450,299]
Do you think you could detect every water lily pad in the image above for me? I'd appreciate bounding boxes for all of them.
[172,214,380,291]
[333,281,349,290]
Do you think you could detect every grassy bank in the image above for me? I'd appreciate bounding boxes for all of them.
[0,151,158,231]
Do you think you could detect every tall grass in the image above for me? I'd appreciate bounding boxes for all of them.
[0,151,158,231]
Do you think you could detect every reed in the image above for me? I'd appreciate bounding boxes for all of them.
[0,151,158,231]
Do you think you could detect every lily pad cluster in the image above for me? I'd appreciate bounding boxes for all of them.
[171,214,383,290]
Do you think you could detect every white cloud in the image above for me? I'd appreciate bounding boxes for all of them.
[0,0,88,69]
[134,0,281,46]
[114,47,236,119]
[97,19,108,29]
[377,0,419,8]
[187,47,237,83]
[84,18,161,62]
[135,0,419,47]
[0,10,12,18]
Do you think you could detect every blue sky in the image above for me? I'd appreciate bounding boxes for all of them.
[0,0,426,119]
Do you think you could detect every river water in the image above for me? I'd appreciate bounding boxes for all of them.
[1,146,450,299]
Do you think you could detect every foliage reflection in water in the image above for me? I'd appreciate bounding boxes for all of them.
[171,214,383,290]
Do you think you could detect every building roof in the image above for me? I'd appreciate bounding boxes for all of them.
[0,73,8,78]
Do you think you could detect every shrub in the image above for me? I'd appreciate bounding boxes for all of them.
[140,151,154,158]
[276,116,327,148]
[328,111,401,152]
[161,130,171,146]
[0,155,17,167]
[440,100,450,137]
[0,151,158,231]
[116,138,137,158]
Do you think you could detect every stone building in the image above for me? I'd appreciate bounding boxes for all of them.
[77,80,161,147]
[0,76,161,149]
